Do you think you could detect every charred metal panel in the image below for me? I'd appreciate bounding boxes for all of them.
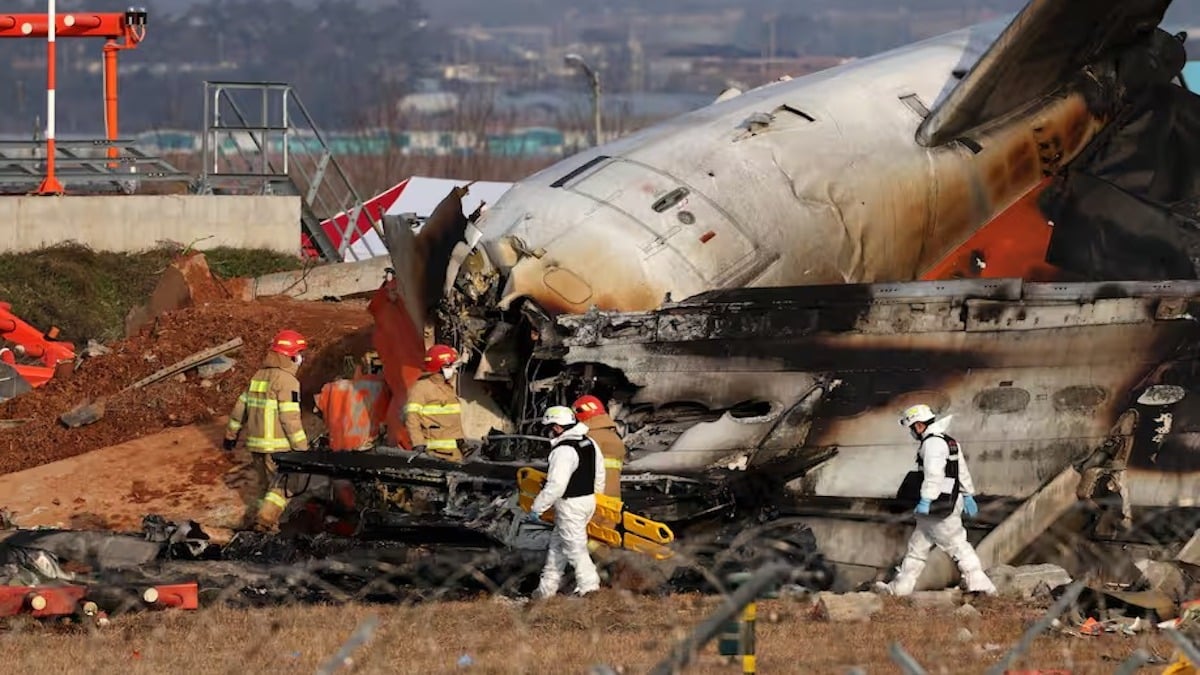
[0,363,30,402]
[965,298,1158,332]
[557,279,1200,502]
[1043,82,1200,281]
[1022,280,1200,300]
[803,362,1134,499]
[558,278,1026,349]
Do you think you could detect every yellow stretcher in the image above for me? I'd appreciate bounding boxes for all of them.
[516,466,676,560]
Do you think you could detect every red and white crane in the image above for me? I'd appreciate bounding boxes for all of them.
[0,6,148,194]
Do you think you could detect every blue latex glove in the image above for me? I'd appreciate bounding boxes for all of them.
[914,499,931,515]
[962,495,979,518]
[526,511,543,524]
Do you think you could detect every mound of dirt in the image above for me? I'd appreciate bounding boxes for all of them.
[0,297,374,476]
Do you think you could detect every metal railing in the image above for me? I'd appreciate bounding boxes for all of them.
[196,80,387,262]
[0,138,189,194]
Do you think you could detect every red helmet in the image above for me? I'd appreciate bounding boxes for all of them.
[424,344,459,373]
[572,395,606,422]
[270,329,308,358]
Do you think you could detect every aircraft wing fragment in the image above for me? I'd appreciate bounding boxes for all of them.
[917,0,1174,147]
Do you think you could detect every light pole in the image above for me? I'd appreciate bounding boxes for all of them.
[564,53,601,148]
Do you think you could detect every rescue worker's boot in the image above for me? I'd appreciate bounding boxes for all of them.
[962,568,997,596]
[254,490,287,533]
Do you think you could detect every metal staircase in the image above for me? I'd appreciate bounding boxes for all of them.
[194,81,388,262]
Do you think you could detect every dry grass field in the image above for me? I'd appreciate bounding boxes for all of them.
[0,591,1179,674]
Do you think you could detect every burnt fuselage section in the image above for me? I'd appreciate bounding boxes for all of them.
[422,277,1200,585]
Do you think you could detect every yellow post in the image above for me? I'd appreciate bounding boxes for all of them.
[740,600,757,674]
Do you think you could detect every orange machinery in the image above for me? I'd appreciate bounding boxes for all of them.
[0,581,198,619]
[0,302,76,388]
[0,8,148,184]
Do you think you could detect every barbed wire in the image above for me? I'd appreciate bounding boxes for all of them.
[0,477,1195,674]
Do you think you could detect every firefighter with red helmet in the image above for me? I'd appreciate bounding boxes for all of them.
[224,329,310,532]
[572,394,626,500]
[404,344,467,462]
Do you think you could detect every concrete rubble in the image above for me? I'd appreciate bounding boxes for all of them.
[986,563,1072,599]
[906,589,961,610]
[812,592,884,622]
[954,603,982,622]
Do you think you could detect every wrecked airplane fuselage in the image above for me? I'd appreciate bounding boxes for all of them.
[431,277,1200,590]
[281,0,1200,594]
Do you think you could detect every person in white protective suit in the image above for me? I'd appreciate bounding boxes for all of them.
[527,405,606,598]
[876,404,997,597]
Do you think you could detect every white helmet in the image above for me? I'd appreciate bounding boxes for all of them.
[898,404,936,428]
[541,405,576,427]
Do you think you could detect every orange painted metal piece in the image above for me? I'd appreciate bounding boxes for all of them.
[0,581,199,618]
[921,177,1066,282]
[142,582,199,610]
[367,279,427,449]
[0,584,87,618]
[0,302,75,388]
[0,11,146,167]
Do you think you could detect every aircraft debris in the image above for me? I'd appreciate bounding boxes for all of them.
[1137,559,1191,602]
[317,0,1200,599]
[196,355,237,379]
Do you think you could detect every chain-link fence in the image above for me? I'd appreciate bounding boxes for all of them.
[0,483,1196,674]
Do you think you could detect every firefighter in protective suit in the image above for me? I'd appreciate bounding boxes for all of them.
[528,405,606,599]
[876,404,997,596]
[404,344,466,462]
[224,329,310,532]
[572,395,626,500]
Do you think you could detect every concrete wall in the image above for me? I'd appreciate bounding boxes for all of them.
[252,255,391,301]
[0,195,301,255]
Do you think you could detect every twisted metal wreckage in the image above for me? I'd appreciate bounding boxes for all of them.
[7,0,1200,611]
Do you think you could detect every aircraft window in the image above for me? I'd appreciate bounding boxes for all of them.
[1052,385,1108,413]
[974,387,1030,414]
[899,94,930,119]
[652,187,690,213]
[952,68,968,79]
[729,400,773,419]
[550,154,611,188]
[774,104,816,122]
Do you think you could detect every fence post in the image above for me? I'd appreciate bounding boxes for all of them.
[716,570,777,674]
[649,563,791,675]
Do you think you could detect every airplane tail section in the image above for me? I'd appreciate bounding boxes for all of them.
[917,0,1177,147]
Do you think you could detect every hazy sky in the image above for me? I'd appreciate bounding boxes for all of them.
[121,0,1200,28]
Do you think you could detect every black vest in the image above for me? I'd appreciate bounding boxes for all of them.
[895,433,962,517]
[559,436,598,499]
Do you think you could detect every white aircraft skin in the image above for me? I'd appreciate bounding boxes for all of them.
[465,14,1103,317]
